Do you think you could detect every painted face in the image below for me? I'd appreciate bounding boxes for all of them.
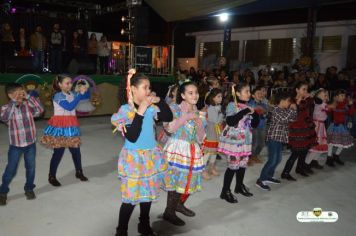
[296,85,308,98]
[59,77,72,92]
[131,79,151,103]
[181,84,199,105]
[213,93,223,105]
[253,90,263,101]
[236,86,251,102]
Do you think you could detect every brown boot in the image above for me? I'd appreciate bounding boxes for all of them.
[208,163,220,176]
[253,156,263,164]
[176,195,196,217]
[163,191,185,226]
[202,170,211,180]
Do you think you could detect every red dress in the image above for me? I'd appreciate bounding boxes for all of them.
[288,97,317,151]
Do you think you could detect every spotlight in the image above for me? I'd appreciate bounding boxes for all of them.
[218,13,229,22]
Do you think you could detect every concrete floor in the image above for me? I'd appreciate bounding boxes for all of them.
[0,116,355,236]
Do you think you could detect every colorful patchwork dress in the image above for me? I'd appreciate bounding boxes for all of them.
[327,101,355,148]
[218,102,253,169]
[41,91,83,148]
[163,102,206,195]
[111,104,169,205]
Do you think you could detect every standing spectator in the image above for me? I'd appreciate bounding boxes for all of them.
[50,24,63,74]
[97,35,110,75]
[313,73,327,90]
[71,31,81,60]
[88,33,98,74]
[30,26,46,73]
[16,28,29,57]
[1,23,15,72]
[326,66,338,90]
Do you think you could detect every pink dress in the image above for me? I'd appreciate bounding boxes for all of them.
[309,102,328,153]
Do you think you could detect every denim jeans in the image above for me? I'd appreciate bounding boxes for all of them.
[32,50,44,73]
[252,128,266,157]
[259,140,283,181]
[0,143,36,194]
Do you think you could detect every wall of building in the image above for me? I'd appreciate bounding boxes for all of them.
[188,20,356,72]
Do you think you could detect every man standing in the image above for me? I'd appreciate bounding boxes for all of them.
[50,24,63,73]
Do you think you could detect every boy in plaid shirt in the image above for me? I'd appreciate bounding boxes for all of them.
[256,92,297,191]
[0,83,44,205]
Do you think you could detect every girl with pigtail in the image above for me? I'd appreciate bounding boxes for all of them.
[218,82,260,203]
[111,69,173,236]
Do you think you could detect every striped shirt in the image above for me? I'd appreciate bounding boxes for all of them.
[0,96,44,147]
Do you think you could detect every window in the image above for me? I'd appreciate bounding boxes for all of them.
[244,38,293,65]
[198,41,239,69]
[322,36,342,51]
[301,37,320,52]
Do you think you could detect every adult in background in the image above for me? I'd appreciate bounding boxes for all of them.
[97,35,110,75]
[87,33,98,74]
[30,26,46,73]
[0,22,15,72]
[50,24,63,74]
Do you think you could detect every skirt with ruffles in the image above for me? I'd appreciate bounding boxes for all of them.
[40,116,81,148]
[327,123,354,148]
[164,138,204,195]
[118,146,169,205]
[309,120,328,153]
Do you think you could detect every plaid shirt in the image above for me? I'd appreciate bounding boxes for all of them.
[266,106,297,143]
[0,96,44,147]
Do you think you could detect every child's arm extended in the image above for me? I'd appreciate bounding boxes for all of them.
[155,99,173,122]
[226,108,251,126]
[56,93,84,111]
[27,96,44,117]
[0,101,16,123]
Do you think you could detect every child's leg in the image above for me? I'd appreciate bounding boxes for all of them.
[327,145,334,156]
[0,146,23,194]
[251,129,259,157]
[235,167,253,196]
[259,141,276,181]
[255,129,265,157]
[23,143,36,193]
[49,147,66,176]
[222,167,235,191]
[296,150,309,173]
[269,142,283,178]
[202,153,210,166]
[282,150,299,175]
[335,147,343,156]
[116,203,135,234]
[69,147,83,172]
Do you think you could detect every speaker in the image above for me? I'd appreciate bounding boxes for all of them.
[132,6,149,45]
[67,58,96,74]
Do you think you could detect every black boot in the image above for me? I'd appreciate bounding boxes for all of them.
[304,164,314,174]
[176,196,195,217]
[220,189,238,203]
[234,168,253,197]
[235,184,253,197]
[48,175,61,187]
[295,169,309,177]
[326,156,336,167]
[163,191,185,226]
[310,160,323,169]
[0,193,7,206]
[281,173,297,181]
[75,170,88,181]
[333,154,345,165]
[115,229,128,236]
[138,217,157,236]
